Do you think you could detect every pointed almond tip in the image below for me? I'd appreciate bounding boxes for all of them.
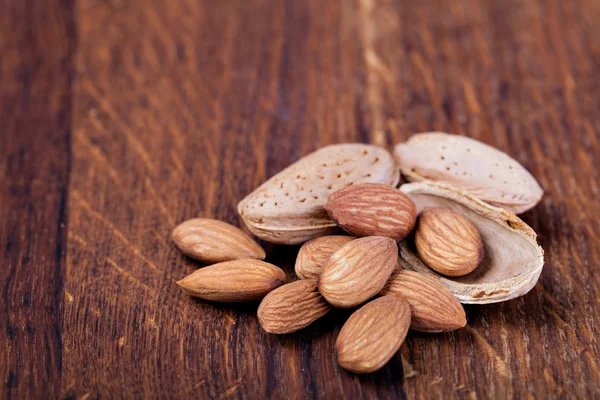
[175,278,188,288]
[447,312,467,331]
[258,249,267,261]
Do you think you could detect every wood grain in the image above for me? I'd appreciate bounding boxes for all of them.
[0,0,74,398]
[2,0,600,398]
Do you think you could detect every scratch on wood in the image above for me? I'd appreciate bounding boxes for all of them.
[144,177,176,225]
[193,380,206,389]
[462,79,481,114]
[145,7,177,66]
[222,313,236,325]
[410,52,440,109]
[465,326,509,380]
[74,128,122,184]
[82,81,158,174]
[152,230,172,249]
[71,190,161,272]
[147,317,159,330]
[106,257,154,291]
[65,291,74,303]
[401,354,417,378]
[68,232,88,247]
[358,0,391,146]
[218,378,243,400]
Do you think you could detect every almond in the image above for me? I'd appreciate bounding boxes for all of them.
[176,260,286,302]
[237,144,399,244]
[295,235,355,279]
[318,237,397,308]
[172,218,265,263]
[394,132,543,214]
[380,270,466,332]
[399,181,544,304]
[257,279,331,334]
[325,183,417,241]
[415,208,484,277]
[336,295,411,373]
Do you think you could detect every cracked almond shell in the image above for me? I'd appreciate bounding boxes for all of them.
[394,132,543,214]
[237,144,399,244]
[399,181,544,304]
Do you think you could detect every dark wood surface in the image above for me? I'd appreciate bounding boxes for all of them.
[2,0,599,398]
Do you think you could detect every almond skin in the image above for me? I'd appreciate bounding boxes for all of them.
[176,260,286,302]
[295,235,355,279]
[325,183,417,241]
[257,279,331,334]
[318,236,397,308]
[336,295,411,373]
[415,208,484,277]
[172,218,265,263]
[380,270,466,332]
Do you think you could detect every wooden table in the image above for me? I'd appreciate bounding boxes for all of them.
[2,0,599,398]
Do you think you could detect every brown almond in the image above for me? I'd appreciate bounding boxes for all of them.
[295,235,355,280]
[336,295,411,373]
[325,183,417,241]
[257,279,331,334]
[380,270,466,332]
[176,259,285,302]
[318,237,397,308]
[172,218,265,263]
[415,208,484,277]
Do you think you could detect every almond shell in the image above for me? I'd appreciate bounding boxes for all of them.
[399,181,544,304]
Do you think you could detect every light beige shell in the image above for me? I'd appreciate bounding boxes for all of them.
[238,144,399,244]
[394,132,543,214]
[399,181,544,304]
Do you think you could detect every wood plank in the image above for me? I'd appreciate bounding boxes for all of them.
[60,0,600,398]
[0,0,75,398]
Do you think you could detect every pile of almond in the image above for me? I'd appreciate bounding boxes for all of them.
[172,132,545,374]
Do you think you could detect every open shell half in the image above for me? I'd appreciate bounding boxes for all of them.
[399,181,544,304]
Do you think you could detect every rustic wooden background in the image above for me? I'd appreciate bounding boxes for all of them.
[2,0,599,398]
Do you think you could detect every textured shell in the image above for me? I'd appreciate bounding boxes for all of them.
[336,296,410,373]
[295,235,355,279]
[380,270,466,332]
[399,181,544,304]
[325,183,416,241]
[394,132,543,214]
[238,144,399,244]
[172,218,265,263]
[176,260,286,302]
[415,208,484,277]
[318,237,397,308]
[257,279,331,334]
